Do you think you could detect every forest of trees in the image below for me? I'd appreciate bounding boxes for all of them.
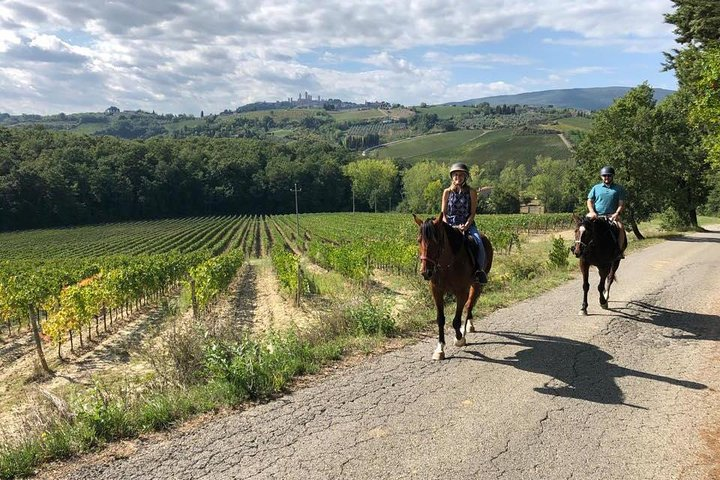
[0,127,353,230]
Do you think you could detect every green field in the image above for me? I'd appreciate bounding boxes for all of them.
[239,108,325,121]
[540,117,593,133]
[370,130,487,160]
[330,109,387,122]
[415,105,476,119]
[370,128,572,175]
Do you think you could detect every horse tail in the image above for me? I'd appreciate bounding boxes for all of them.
[482,235,493,274]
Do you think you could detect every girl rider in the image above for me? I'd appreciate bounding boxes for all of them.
[441,163,488,284]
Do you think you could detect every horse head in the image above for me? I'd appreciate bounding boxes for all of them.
[413,214,444,280]
[572,214,593,258]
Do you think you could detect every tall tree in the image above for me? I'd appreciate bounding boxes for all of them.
[399,161,448,213]
[343,159,398,212]
[654,91,709,227]
[574,84,664,239]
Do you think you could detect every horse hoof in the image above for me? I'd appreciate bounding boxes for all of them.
[467,322,476,333]
[600,303,608,310]
[432,351,445,361]
[579,309,588,316]
[454,337,466,348]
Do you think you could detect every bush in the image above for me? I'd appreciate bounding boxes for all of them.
[347,299,396,336]
[548,236,569,268]
[502,255,545,281]
[657,207,694,231]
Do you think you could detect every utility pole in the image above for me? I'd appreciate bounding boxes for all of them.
[290,183,302,305]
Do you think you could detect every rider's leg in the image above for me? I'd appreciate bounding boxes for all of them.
[616,220,626,257]
[467,225,487,284]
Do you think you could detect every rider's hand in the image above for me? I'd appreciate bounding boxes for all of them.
[610,213,618,223]
[588,211,598,220]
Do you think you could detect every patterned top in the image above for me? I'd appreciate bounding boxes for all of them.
[446,189,471,226]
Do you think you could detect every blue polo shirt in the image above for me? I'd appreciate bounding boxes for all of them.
[588,182,626,215]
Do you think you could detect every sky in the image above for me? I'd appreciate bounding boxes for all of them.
[0,0,680,116]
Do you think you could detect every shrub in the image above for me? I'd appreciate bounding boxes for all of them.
[347,299,396,336]
[548,236,569,268]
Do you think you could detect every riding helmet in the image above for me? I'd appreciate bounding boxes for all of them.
[600,166,615,176]
[449,162,470,178]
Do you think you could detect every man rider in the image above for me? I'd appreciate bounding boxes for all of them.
[587,166,627,258]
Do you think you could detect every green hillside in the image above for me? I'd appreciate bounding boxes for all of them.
[369,128,572,176]
[451,86,675,111]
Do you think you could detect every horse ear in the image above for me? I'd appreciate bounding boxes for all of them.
[572,213,580,223]
[433,213,442,225]
[413,214,422,226]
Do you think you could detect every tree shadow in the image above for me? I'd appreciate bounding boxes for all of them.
[609,301,720,340]
[459,331,706,407]
[666,235,720,244]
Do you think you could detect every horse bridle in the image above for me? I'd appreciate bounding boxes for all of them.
[575,220,602,256]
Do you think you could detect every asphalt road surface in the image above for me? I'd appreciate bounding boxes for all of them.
[58,228,720,480]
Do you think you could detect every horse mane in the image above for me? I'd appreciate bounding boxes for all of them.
[442,222,465,254]
[420,219,464,255]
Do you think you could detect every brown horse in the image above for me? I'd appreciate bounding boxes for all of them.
[414,214,494,360]
[571,213,624,315]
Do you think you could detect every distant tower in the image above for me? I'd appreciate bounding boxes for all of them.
[305,91,309,100]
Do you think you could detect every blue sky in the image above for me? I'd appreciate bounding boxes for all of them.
[0,0,678,115]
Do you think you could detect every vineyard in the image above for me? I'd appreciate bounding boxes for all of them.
[0,212,572,370]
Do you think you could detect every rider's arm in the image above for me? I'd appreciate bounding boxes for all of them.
[441,189,450,223]
[586,198,597,217]
[465,189,478,230]
[586,186,598,218]
[611,200,625,221]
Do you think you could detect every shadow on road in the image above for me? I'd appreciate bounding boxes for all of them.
[666,234,720,243]
[461,331,706,407]
[611,301,720,341]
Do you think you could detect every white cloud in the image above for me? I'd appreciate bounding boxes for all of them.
[0,0,679,114]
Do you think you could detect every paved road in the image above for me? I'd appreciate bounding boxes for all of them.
[59,229,720,479]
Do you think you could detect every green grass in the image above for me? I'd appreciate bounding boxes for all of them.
[371,130,486,160]
[556,117,593,130]
[239,109,325,121]
[372,128,571,175]
[330,109,387,122]
[415,105,477,119]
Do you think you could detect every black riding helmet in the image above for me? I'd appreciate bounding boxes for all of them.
[600,166,615,176]
[449,162,470,178]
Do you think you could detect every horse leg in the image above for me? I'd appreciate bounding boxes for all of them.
[598,266,608,309]
[604,259,620,300]
[464,284,480,334]
[580,262,590,315]
[453,290,469,347]
[431,287,446,360]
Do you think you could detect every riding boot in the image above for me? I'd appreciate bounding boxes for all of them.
[474,269,488,284]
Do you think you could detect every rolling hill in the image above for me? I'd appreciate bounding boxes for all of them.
[448,86,675,111]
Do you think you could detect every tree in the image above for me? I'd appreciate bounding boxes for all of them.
[527,156,575,213]
[343,159,398,212]
[654,91,709,227]
[399,161,448,213]
[574,84,665,239]
[489,163,528,214]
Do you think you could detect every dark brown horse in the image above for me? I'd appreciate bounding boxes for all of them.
[414,214,494,360]
[571,214,625,315]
